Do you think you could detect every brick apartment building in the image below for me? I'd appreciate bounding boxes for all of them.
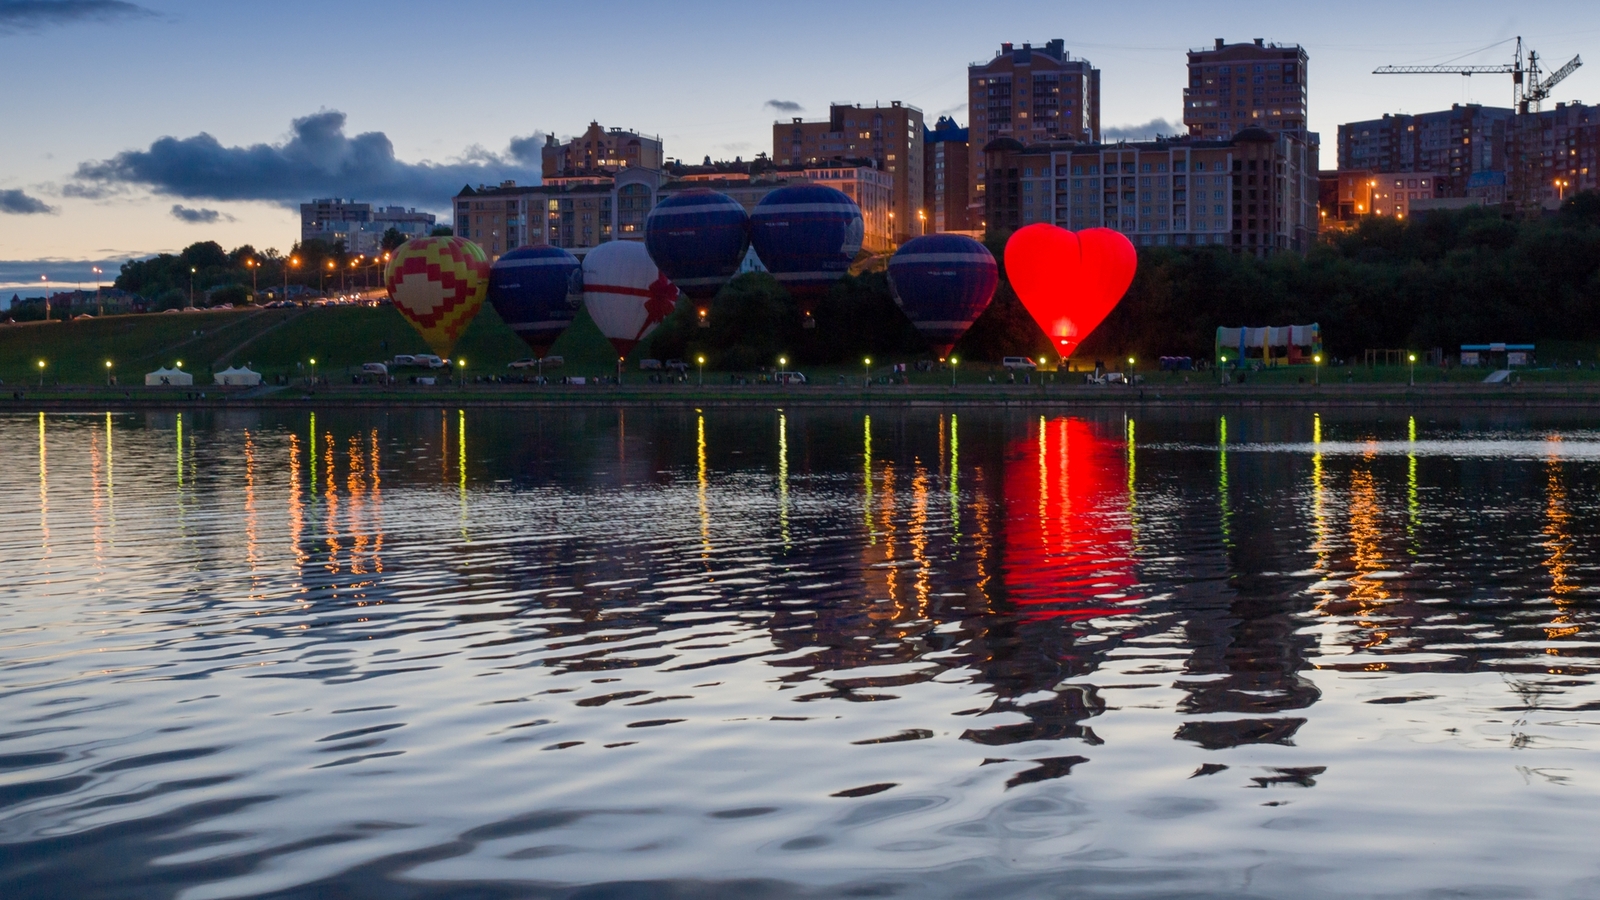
[982,128,1319,256]
[541,122,664,178]
[968,39,1100,228]
[923,116,971,234]
[1184,38,1310,142]
[773,102,923,244]
[299,199,435,256]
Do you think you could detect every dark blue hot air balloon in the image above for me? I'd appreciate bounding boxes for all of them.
[748,184,863,319]
[886,234,999,358]
[487,245,582,357]
[644,189,749,319]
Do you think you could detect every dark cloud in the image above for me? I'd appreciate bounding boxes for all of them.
[73,110,542,210]
[0,189,55,214]
[1103,118,1183,141]
[764,99,803,114]
[0,1,153,33]
[507,132,546,165]
[170,204,230,223]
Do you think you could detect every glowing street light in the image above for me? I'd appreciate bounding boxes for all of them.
[37,359,45,388]
[285,256,300,303]
[697,355,705,386]
[1313,353,1322,385]
[105,359,113,386]
[189,266,196,309]
[864,356,872,388]
[1409,352,1417,386]
[309,357,317,385]
[949,355,958,388]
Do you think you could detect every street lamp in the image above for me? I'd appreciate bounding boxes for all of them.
[92,266,104,316]
[309,357,317,386]
[285,256,299,303]
[1408,352,1417,386]
[1313,353,1322,385]
[697,355,705,387]
[245,259,258,301]
[1219,353,1228,385]
[949,356,958,388]
[918,208,927,235]
[458,358,466,387]
[40,274,48,321]
[37,359,45,388]
[616,356,623,385]
[1556,178,1570,201]
[864,357,872,388]
[322,259,334,295]
[1127,356,1136,383]
[188,266,196,309]
[105,359,113,386]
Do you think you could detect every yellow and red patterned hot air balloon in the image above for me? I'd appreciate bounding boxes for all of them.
[383,237,489,358]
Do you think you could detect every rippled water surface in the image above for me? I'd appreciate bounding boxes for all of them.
[4,406,1600,899]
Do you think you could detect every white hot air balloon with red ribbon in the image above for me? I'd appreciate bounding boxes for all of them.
[581,241,680,359]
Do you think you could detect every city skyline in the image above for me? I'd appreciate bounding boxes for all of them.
[2,0,1598,290]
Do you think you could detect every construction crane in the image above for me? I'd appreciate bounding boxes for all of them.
[1374,37,1581,113]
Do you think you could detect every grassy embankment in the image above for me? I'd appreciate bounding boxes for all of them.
[4,304,1600,391]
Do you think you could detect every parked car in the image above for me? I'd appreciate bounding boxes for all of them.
[508,358,539,370]
[361,363,389,377]
[774,371,808,385]
[412,354,445,368]
[540,356,564,369]
[1002,356,1038,370]
[391,354,416,367]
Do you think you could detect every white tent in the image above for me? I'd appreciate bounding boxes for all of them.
[214,366,262,386]
[145,367,193,386]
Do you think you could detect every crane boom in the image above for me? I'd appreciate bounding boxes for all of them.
[1372,64,1514,75]
[1529,54,1583,101]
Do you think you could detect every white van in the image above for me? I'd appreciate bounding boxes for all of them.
[1002,357,1038,370]
[362,363,388,377]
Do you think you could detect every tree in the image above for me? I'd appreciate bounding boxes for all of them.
[430,225,454,237]
[381,227,409,252]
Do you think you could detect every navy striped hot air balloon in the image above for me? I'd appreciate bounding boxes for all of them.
[886,234,999,358]
[487,245,582,357]
[748,184,863,322]
[644,189,749,323]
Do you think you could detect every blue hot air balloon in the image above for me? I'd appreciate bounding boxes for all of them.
[886,234,999,358]
[487,245,582,357]
[644,189,749,317]
[748,184,863,317]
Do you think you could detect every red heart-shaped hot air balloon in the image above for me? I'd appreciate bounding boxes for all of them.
[1004,224,1137,360]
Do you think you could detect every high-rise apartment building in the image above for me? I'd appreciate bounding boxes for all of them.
[1185,38,1309,141]
[1504,101,1598,209]
[968,39,1100,228]
[300,199,435,255]
[1337,104,1513,183]
[773,102,924,244]
[924,116,971,233]
[983,128,1320,256]
[541,122,664,178]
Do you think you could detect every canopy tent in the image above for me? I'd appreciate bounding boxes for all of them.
[1216,324,1322,367]
[214,366,262,386]
[144,367,193,386]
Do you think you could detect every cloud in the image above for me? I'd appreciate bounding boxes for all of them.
[507,132,546,165]
[1102,118,1183,141]
[0,257,128,293]
[764,99,803,114]
[0,1,152,33]
[0,189,55,214]
[73,110,543,210]
[170,204,231,224]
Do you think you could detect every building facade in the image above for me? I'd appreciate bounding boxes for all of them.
[1506,101,1599,209]
[1185,38,1309,141]
[983,128,1319,255]
[541,122,664,178]
[773,102,923,244]
[924,116,971,233]
[454,160,897,259]
[1337,104,1513,187]
[300,199,435,255]
[968,39,1100,228]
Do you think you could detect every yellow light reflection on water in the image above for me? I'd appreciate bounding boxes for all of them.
[175,412,183,487]
[777,412,790,549]
[1311,413,1330,574]
[245,429,259,593]
[1407,416,1419,552]
[458,409,468,540]
[863,415,874,544]
[948,414,960,542]
[1126,418,1140,543]
[1218,416,1232,547]
[38,412,49,564]
[288,433,306,578]
[697,411,710,557]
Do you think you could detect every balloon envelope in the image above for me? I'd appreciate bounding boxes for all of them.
[1003,225,1137,359]
[582,241,679,358]
[384,236,489,358]
[644,189,749,302]
[488,245,581,357]
[886,234,998,357]
[748,184,862,303]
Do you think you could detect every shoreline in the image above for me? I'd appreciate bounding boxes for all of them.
[5,382,1600,411]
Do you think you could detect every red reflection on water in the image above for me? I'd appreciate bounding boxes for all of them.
[1003,417,1137,622]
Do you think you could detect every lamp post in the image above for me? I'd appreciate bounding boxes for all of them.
[105,360,113,386]
[864,357,872,388]
[1127,356,1135,384]
[188,267,196,309]
[458,358,466,387]
[697,355,705,387]
[778,356,787,384]
[246,259,258,302]
[918,209,927,236]
[92,266,103,316]
[1408,352,1417,386]
[1313,353,1322,386]
[616,356,623,385]
[37,359,45,388]
[309,357,317,387]
[949,356,958,388]
[285,256,299,304]
[1556,178,1569,201]
[41,274,48,321]
[322,259,333,295]
[1219,353,1228,385]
